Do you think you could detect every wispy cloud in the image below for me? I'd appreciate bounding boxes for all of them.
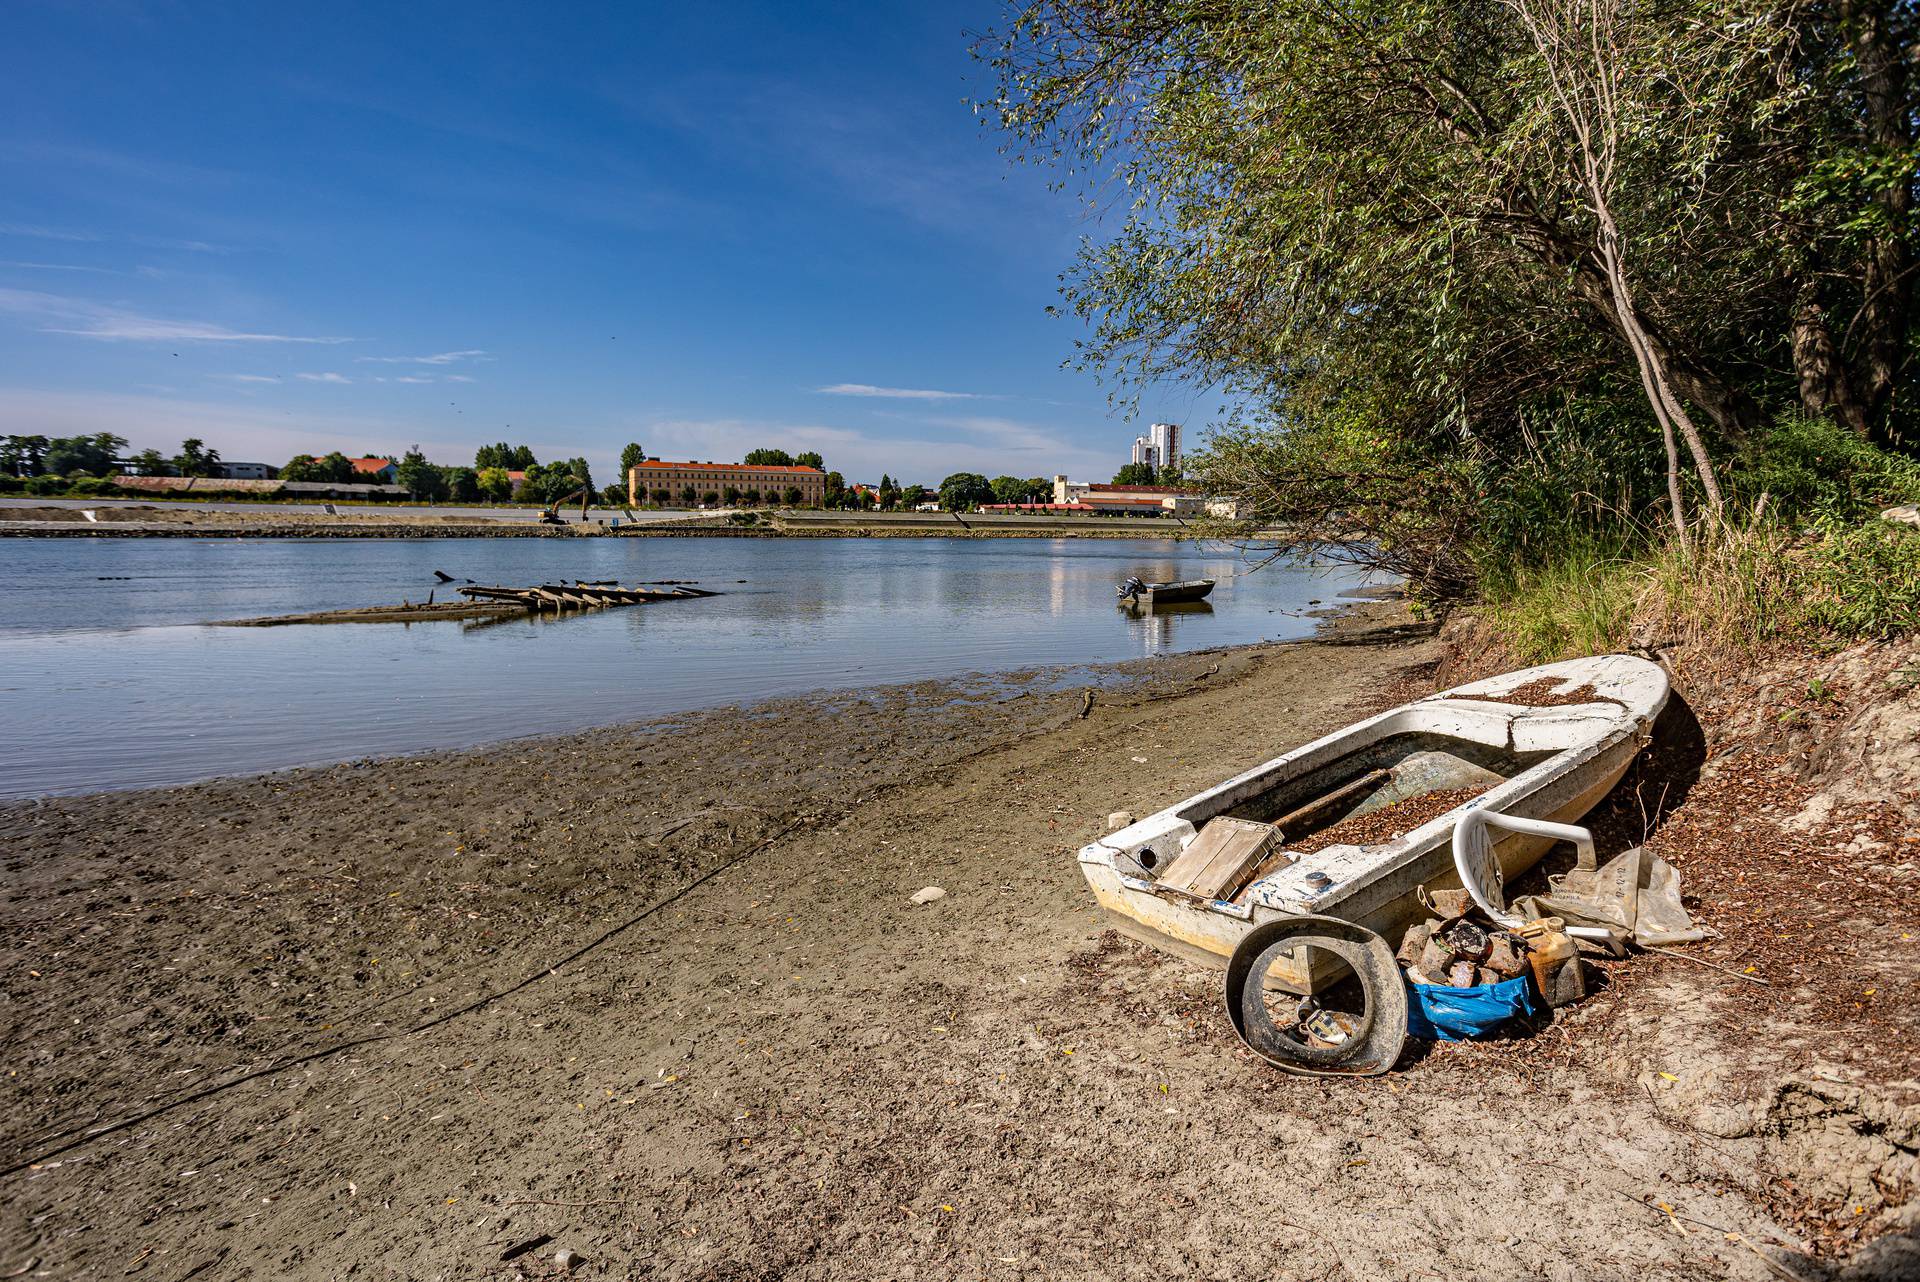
[355,349,490,365]
[0,224,101,243]
[296,371,351,384]
[444,373,475,383]
[816,382,983,401]
[394,375,433,384]
[0,223,229,253]
[0,288,351,344]
[220,374,281,384]
[0,260,117,274]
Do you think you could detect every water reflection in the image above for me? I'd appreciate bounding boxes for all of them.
[1117,599,1216,653]
[0,537,1391,796]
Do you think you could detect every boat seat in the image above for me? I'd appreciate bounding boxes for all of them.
[1157,817,1279,901]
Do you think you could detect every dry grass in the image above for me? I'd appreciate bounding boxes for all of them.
[1484,518,1917,664]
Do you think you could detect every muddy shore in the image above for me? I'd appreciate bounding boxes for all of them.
[1,600,1908,1280]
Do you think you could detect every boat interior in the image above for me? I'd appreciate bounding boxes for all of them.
[1139,730,1549,906]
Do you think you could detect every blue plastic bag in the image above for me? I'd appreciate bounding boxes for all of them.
[1404,974,1544,1041]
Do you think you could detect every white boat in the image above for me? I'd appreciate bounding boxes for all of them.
[1078,654,1670,993]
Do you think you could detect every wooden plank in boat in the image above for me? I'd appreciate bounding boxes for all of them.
[1158,817,1279,900]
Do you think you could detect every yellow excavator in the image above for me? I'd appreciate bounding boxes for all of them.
[538,480,592,525]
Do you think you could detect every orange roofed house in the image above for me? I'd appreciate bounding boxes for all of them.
[629,460,826,507]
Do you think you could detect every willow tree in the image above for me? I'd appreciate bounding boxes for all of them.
[983,0,1916,584]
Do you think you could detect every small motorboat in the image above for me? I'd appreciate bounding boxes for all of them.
[1117,576,1215,605]
[1078,654,1669,993]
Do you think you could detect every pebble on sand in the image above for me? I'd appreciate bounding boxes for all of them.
[909,886,946,905]
[554,1247,585,1271]
[1107,811,1134,832]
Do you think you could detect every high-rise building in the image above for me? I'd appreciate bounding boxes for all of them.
[1148,422,1181,470]
[1130,435,1159,468]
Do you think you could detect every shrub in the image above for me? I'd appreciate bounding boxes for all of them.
[24,474,66,496]
[1798,521,1920,640]
[1194,409,1481,599]
[66,476,115,496]
[1726,415,1920,525]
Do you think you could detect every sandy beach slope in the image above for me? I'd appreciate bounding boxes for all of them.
[0,601,1833,1280]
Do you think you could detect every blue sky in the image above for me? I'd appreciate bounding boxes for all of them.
[0,1,1212,487]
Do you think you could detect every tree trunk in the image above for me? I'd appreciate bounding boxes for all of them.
[1506,202,1761,440]
[1593,210,1726,520]
[1791,278,1868,431]
[1844,0,1914,439]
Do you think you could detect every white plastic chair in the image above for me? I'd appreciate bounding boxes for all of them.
[1450,808,1597,930]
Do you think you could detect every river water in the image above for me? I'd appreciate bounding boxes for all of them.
[0,537,1388,798]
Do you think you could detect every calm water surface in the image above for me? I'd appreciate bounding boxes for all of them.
[0,537,1387,797]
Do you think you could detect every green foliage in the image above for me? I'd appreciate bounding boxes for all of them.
[445,467,480,502]
[619,442,648,476]
[794,451,824,470]
[990,475,1035,505]
[984,0,1920,656]
[476,467,513,501]
[1470,403,1673,574]
[45,433,125,477]
[518,459,592,505]
[1727,416,1920,525]
[744,448,794,466]
[172,438,221,478]
[783,485,802,505]
[395,448,448,501]
[127,448,173,477]
[1799,522,1920,640]
[987,0,1917,446]
[1194,409,1481,598]
[2,435,51,476]
[283,452,355,484]
[938,472,993,511]
[1112,462,1155,486]
[475,443,537,471]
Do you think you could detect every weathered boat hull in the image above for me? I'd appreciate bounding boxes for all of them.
[1078,654,1668,992]
[1120,578,1215,605]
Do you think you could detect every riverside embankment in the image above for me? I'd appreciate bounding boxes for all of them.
[0,501,1247,539]
[5,593,1910,1280]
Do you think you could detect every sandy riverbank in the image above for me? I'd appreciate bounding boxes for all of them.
[1,599,1908,1280]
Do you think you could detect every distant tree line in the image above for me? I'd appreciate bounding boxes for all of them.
[4,430,1083,516]
[0,433,239,496]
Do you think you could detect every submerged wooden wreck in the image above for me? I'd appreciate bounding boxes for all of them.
[456,582,717,612]
[216,581,719,626]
